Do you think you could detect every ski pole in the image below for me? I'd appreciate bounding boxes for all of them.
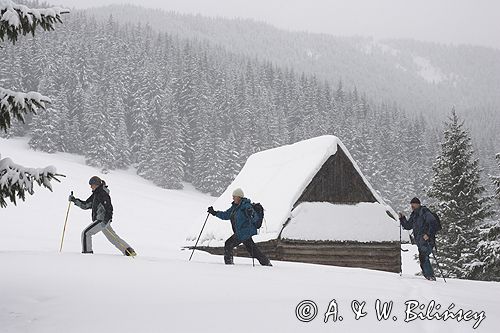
[59,191,73,252]
[432,252,447,283]
[396,211,409,253]
[189,213,210,261]
[399,224,402,276]
[252,244,255,267]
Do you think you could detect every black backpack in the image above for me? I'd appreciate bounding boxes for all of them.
[430,212,443,234]
[423,207,442,235]
[250,203,265,229]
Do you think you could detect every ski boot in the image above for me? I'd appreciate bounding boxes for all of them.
[125,247,137,257]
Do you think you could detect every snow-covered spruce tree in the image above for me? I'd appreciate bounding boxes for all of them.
[220,130,241,188]
[136,122,157,181]
[0,0,67,207]
[172,43,205,184]
[427,109,492,279]
[468,153,500,281]
[82,84,111,170]
[493,154,500,201]
[191,109,212,193]
[128,75,151,164]
[153,94,184,190]
[29,68,61,152]
[191,101,228,195]
[473,221,500,281]
[28,102,60,152]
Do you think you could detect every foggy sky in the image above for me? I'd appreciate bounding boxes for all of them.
[51,0,500,50]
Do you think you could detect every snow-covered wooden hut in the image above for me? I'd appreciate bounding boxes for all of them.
[186,135,401,273]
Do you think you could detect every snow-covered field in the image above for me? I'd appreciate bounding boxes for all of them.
[1,138,499,333]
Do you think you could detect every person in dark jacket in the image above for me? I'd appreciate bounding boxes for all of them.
[208,188,272,266]
[69,176,136,256]
[399,197,436,281]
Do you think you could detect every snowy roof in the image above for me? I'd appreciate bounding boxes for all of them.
[185,135,398,247]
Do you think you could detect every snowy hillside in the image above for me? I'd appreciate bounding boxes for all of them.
[1,138,499,333]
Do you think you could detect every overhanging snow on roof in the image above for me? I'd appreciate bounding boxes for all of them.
[283,202,400,242]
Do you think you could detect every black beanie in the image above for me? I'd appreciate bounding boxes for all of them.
[410,197,421,204]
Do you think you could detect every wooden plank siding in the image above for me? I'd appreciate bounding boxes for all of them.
[295,145,377,205]
[195,239,401,273]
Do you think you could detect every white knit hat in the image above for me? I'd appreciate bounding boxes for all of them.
[232,188,244,198]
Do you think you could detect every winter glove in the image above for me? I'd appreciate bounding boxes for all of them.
[68,194,76,202]
[208,206,217,216]
[409,233,416,245]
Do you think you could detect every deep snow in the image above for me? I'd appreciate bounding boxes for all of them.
[1,138,499,333]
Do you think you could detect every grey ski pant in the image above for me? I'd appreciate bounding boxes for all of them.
[82,220,131,254]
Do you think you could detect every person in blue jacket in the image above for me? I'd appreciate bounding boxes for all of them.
[399,197,436,281]
[208,188,272,266]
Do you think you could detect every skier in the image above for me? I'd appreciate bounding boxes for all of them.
[69,176,136,256]
[208,188,272,266]
[399,197,436,281]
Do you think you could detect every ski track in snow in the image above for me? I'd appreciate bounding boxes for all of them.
[1,138,499,333]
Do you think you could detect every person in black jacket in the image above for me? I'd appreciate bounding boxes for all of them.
[70,176,136,256]
[399,197,436,281]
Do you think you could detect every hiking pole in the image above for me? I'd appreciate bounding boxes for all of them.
[432,252,447,283]
[399,225,403,276]
[252,245,255,267]
[59,191,73,252]
[394,211,409,253]
[189,213,210,261]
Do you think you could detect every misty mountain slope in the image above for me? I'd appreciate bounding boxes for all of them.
[82,4,499,174]
[83,5,500,117]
